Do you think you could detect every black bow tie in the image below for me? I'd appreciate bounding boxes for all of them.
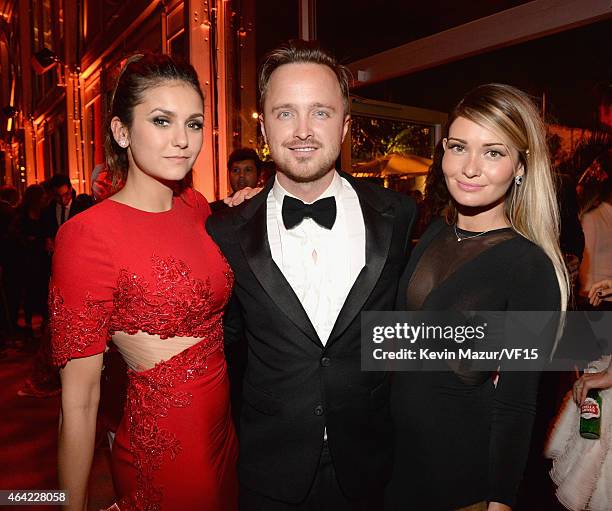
[282,196,337,230]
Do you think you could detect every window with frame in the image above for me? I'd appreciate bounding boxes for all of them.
[31,0,61,103]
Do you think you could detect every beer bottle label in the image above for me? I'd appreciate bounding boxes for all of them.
[580,397,601,420]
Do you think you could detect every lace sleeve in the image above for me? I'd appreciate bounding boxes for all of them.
[49,215,115,367]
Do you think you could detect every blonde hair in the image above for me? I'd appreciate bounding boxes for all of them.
[446,83,569,310]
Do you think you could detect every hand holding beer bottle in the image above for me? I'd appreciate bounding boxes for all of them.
[573,358,612,439]
[579,389,602,439]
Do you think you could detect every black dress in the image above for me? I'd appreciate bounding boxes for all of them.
[385,218,561,510]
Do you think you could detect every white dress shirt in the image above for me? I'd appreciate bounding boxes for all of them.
[55,200,72,226]
[267,171,366,345]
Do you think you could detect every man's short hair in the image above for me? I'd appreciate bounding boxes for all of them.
[49,174,72,189]
[227,148,261,173]
[258,40,352,115]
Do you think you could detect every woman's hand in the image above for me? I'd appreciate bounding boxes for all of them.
[223,186,263,207]
[588,278,612,306]
[573,358,612,405]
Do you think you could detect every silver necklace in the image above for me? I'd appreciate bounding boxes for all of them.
[454,224,492,242]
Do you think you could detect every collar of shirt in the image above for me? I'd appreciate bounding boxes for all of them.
[56,200,72,210]
[56,201,72,225]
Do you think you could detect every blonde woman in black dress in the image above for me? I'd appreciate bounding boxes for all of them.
[385,84,569,511]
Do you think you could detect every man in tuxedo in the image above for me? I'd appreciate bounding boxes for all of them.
[41,174,77,250]
[207,40,416,510]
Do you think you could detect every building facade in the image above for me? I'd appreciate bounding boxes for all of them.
[1,0,608,198]
[0,0,258,200]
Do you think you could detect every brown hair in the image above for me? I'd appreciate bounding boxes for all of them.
[258,40,351,114]
[104,53,203,191]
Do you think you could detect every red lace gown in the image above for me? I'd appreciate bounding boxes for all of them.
[49,189,238,510]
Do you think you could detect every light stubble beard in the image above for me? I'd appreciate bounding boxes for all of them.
[273,146,340,185]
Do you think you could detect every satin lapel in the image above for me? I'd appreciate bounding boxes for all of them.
[238,197,322,347]
[327,186,394,345]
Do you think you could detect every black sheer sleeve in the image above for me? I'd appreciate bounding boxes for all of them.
[488,243,560,506]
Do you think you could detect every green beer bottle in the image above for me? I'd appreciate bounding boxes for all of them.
[579,389,602,439]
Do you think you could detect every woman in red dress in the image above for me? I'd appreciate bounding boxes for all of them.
[50,54,238,510]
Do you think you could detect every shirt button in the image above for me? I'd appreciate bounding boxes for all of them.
[321,357,331,367]
[314,405,324,416]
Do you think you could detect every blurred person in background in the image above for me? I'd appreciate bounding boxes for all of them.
[228,148,261,193]
[546,167,611,511]
[547,286,612,511]
[578,178,611,309]
[1,185,19,342]
[72,193,95,214]
[13,185,61,398]
[12,184,49,338]
[41,174,77,253]
[210,147,262,212]
[548,352,612,511]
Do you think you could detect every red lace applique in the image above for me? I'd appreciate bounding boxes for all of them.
[48,286,111,367]
[116,332,223,510]
[216,246,235,302]
[112,255,233,338]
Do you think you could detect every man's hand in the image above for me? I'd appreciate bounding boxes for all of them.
[588,278,612,307]
[223,187,263,207]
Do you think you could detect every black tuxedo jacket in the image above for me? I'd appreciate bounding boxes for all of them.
[209,198,229,213]
[41,200,79,240]
[207,172,416,503]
